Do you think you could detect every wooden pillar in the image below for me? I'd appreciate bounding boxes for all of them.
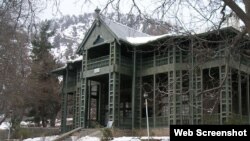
[74,68,81,128]
[168,46,177,125]
[153,73,156,127]
[139,54,143,128]
[97,84,101,123]
[80,49,87,128]
[219,65,232,124]
[247,74,250,124]
[87,80,91,128]
[238,70,242,118]
[108,41,120,127]
[132,48,136,129]
[189,42,194,124]
[61,69,68,132]
[153,52,156,128]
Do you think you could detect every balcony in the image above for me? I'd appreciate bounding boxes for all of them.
[87,55,109,70]
[87,55,132,70]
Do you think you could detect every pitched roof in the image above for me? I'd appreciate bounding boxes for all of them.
[51,56,82,75]
[76,15,152,53]
[77,14,242,53]
[100,16,150,41]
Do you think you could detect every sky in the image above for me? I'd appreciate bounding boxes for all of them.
[38,0,243,34]
[39,0,103,20]
[38,0,153,20]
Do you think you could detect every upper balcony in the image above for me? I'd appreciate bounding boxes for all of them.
[87,55,110,70]
[84,55,132,77]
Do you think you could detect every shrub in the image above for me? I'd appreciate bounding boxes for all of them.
[12,128,31,139]
[101,128,113,141]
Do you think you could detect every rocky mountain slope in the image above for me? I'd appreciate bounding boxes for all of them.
[49,13,175,63]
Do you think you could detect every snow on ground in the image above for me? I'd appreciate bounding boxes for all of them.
[1,121,38,129]
[23,136,169,141]
[77,136,100,141]
[23,135,59,141]
[0,121,10,130]
[111,136,169,141]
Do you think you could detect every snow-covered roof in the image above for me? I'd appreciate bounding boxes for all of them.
[67,56,83,63]
[76,14,173,53]
[125,34,172,45]
[100,16,177,46]
[101,16,150,42]
[51,56,82,75]
[51,65,67,75]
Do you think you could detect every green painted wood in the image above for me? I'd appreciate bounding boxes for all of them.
[219,65,232,124]
[84,22,114,50]
[247,75,250,124]
[153,52,156,128]
[59,28,250,129]
[61,70,68,132]
[238,70,242,119]
[108,41,120,127]
[132,49,136,129]
[80,50,87,128]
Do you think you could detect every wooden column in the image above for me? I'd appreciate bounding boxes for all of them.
[153,51,156,128]
[108,41,120,127]
[139,54,143,128]
[189,42,194,124]
[80,50,87,128]
[247,74,250,124]
[132,48,136,129]
[238,70,242,118]
[61,69,68,132]
[74,68,81,128]
[87,80,91,128]
[219,65,232,124]
[97,84,101,123]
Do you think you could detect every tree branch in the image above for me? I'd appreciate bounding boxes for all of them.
[223,0,250,33]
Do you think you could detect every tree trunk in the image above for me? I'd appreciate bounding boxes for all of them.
[243,0,250,34]
[50,116,56,127]
[223,0,250,34]
[42,117,47,127]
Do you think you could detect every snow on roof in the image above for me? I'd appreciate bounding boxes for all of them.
[52,56,82,75]
[101,16,150,41]
[67,56,83,63]
[126,34,172,45]
[101,16,178,46]
[52,65,67,72]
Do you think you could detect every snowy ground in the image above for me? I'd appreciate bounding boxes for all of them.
[1,119,169,141]
[23,136,169,141]
[0,121,10,130]
[0,121,35,130]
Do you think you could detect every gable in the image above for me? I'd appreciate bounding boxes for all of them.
[80,21,115,50]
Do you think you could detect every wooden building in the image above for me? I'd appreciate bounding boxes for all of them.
[52,9,250,132]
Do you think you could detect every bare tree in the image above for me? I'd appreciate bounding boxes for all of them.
[0,0,60,125]
[0,24,30,125]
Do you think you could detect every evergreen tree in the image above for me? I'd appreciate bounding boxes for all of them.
[28,21,60,127]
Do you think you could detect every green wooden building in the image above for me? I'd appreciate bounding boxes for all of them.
[52,9,250,132]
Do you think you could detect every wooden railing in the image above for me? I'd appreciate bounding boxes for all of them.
[87,55,109,70]
[87,55,133,70]
[121,57,132,67]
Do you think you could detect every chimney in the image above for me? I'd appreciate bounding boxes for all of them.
[95,7,101,15]
[95,7,101,26]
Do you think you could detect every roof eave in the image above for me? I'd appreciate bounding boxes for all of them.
[76,20,98,54]
[99,17,121,45]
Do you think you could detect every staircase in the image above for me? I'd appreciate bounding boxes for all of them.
[54,128,102,141]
